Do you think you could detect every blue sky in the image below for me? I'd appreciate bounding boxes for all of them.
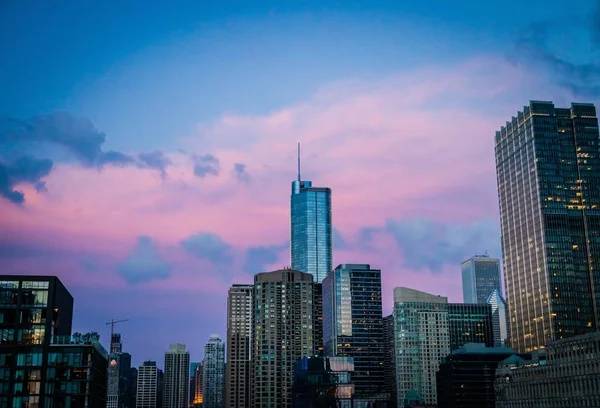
[1,0,599,365]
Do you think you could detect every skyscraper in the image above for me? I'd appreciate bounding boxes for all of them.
[448,303,494,352]
[252,269,322,408]
[495,101,600,352]
[322,264,385,397]
[290,144,333,283]
[190,362,203,406]
[107,333,133,408]
[461,255,502,304]
[163,344,190,408]
[224,284,253,408]
[137,361,159,408]
[203,336,225,408]
[487,289,509,347]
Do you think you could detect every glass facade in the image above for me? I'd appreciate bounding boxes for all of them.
[487,289,509,347]
[495,101,600,352]
[203,336,225,408]
[291,179,332,284]
[461,255,502,304]
[322,264,384,397]
[448,303,494,352]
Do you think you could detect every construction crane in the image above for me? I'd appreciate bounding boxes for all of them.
[106,318,129,346]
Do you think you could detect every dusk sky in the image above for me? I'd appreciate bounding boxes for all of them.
[1,0,599,366]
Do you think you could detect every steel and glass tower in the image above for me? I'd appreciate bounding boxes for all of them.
[291,144,332,283]
[495,101,600,352]
[202,336,225,408]
[461,254,502,304]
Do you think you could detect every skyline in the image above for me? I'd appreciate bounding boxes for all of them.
[1,0,600,365]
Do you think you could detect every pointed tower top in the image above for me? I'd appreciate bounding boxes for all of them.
[297,142,301,181]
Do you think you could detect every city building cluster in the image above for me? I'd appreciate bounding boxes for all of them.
[1,101,600,407]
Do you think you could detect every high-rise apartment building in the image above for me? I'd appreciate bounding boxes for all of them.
[224,284,253,408]
[290,145,332,283]
[392,287,450,407]
[461,255,502,304]
[487,289,509,347]
[203,336,225,408]
[495,101,600,352]
[190,362,203,406]
[137,361,159,408]
[163,344,190,408]
[323,264,385,397]
[252,269,322,408]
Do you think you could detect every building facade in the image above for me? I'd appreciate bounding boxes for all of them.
[224,284,253,408]
[461,255,502,304]
[252,269,322,408]
[382,315,397,408]
[436,343,529,408]
[447,303,494,352]
[323,264,385,397]
[0,276,76,408]
[292,356,354,407]
[495,332,600,407]
[392,287,450,407]
[487,289,509,347]
[203,336,225,408]
[290,148,332,283]
[495,101,600,352]
[137,361,159,408]
[107,333,133,408]
[190,362,203,406]
[163,344,190,408]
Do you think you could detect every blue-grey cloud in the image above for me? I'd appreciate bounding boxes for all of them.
[138,150,171,178]
[193,154,220,177]
[359,218,501,273]
[117,236,172,284]
[233,162,251,183]
[181,232,234,266]
[0,156,53,204]
[244,242,288,274]
[332,227,348,251]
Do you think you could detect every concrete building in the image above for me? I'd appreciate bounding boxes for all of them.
[137,361,159,408]
[107,333,133,408]
[461,255,502,304]
[203,336,225,408]
[252,269,322,408]
[495,332,600,407]
[495,101,600,352]
[163,344,190,408]
[224,284,253,408]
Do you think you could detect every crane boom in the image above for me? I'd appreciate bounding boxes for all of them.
[106,318,129,348]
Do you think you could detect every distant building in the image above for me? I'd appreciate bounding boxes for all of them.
[203,336,225,408]
[224,284,253,408]
[436,343,529,408]
[323,264,385,397]
[495,332,600,407]
[448,303,494,352]
[190,362,203,406]
[487,289,509,347]
[163,344,190,408]
[107,333,133,408]
[252,269,323,408]
[137,361,159,408]
[495,101,600,352]
[461,255,501,304]
[290,145,333,283]
[382,315,397,408]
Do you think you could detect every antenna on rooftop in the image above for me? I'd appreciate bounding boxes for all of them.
[297,142,301,181]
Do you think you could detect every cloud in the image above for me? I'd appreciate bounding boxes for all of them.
[332,227,348,250]
[117,236,172,284]
[138,150,172,178]
[243,242,288,274]
[181,232,234,266]
[0,156,53,204]
[363,218,501,273]
[233,162,251,183]
[193,154,220,177]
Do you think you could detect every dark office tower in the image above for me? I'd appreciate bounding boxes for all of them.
[382,315,397,408]
[190,363,203,407]
[461,255,502,304]
[290,144,332,283]
[202,336,225,408]
[322,264,385,397]
[224,284,253,408]
[252,269,322,408]
[495,101,600,352]
[448,303,494,352]
[163,344,190,408]
[487,289,509,347]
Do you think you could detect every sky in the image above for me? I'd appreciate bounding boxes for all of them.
[1,0,599,366]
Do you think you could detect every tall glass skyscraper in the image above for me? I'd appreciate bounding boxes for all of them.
[202,336,225,408]
[487,289,509,347]
[461,255,502,304]
[322,264,384,397]
[495,101,600,352]
[291,144,332,283]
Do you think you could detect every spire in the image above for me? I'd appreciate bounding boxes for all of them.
[297,142,301,181]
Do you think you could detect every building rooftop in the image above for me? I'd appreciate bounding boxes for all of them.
[452,343,516,355]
